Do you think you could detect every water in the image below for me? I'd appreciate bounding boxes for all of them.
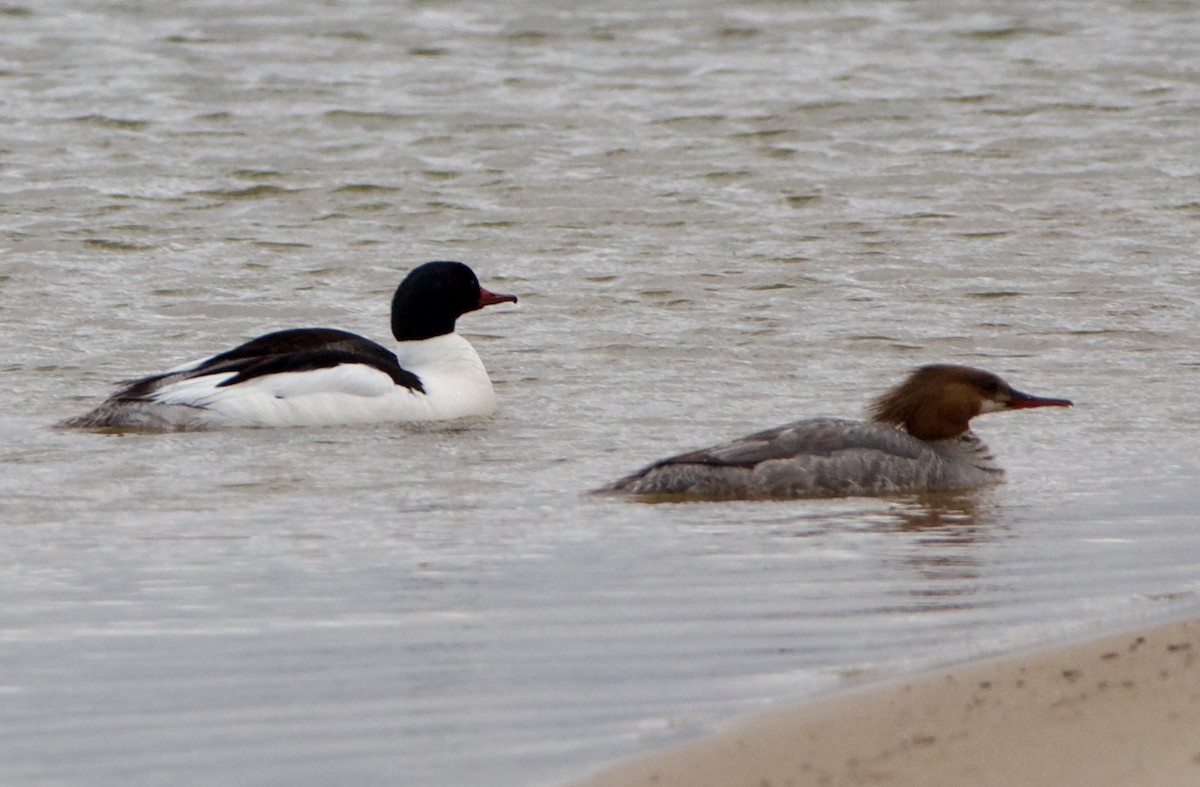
[3,1,1200,784]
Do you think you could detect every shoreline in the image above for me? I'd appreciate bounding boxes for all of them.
[570,616,1200,787]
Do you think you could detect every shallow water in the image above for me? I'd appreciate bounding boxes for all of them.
[3,1,1200,785]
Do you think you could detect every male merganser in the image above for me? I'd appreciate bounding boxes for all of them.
[597,365,1072,500]
[59,261,517,430]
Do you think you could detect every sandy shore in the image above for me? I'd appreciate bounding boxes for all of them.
[571,617,1200,787]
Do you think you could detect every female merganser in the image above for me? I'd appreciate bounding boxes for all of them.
[59,261,517,431]
[597,365,1072,500]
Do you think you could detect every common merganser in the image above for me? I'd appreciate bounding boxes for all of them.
[59,260,517,431]
[597,365,1072,500]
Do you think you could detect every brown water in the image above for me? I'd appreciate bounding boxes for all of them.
[3,1,1200,785]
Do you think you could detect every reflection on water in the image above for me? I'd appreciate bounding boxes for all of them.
[884,492,1001,607]
[887,490,1003,533]
[891,493,996,603]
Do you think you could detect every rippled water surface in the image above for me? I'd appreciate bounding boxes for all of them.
[3,1,1200,785]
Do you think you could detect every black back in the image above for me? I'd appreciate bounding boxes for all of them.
[114,328,423,401]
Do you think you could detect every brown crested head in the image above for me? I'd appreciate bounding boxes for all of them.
[869,364,1072,441]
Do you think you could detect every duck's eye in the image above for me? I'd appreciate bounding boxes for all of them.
[980,380,1002,396]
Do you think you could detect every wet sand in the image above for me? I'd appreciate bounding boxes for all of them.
[572,617,1200,787]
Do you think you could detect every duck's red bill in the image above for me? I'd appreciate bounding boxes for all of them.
[1008,389,1073,409]
[478,287,519,308]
